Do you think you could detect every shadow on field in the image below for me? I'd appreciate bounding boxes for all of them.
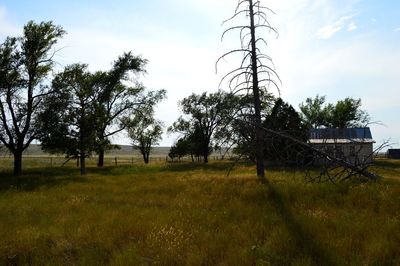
[0,168,88,192]
[267,183,336,266]
[374,159,400,168]
[373,160,400,174]
[163,161,237,172]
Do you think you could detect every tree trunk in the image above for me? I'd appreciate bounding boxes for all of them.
[142,152,149,164]
[80,153,86,175]
[98,149,105,167]
[203,141,209,163]
[203,153,208,163]
[13,149,23,176]
[249,0,266,180]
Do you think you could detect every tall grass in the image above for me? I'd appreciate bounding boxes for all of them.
[0,159,399,265]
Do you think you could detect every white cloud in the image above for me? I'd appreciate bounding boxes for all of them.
[394,27,400,32]
[347,22,358,31]
[316,15,353,39]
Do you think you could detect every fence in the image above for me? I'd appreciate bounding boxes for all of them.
[0,154,236,170]
[0,155,166,170]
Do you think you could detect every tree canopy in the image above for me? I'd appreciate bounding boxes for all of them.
[169,91,236,163]
[125,104,165,164]
[232,98,308,164]
[92,52,149,167]
[0,21,65,175]
[263,98,309,164]
[299,95,370,129]
[38,64,99,175]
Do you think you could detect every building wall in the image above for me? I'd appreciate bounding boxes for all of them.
[388,149,400,159]
[312,143,374,164]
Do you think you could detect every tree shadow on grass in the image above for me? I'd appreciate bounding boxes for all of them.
[162,161,252,173]
[0,168,88,192]
[374,159,400,169]
[266,182,337,266]
[88,165,119,176]
[372,160,400,178]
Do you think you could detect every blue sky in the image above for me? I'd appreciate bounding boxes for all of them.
[1,0,399,148]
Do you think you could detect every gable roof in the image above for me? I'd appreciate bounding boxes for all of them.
[309,128,375,144]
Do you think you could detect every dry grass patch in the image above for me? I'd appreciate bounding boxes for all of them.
[0,160,399,265]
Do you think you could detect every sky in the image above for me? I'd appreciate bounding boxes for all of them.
[0,0,399,149]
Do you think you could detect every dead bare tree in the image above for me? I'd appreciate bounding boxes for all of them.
[304,140,389,183]
[217,0,280,181]
[216,1,381,183]
[257,125,383,182]
[225,115,385,183]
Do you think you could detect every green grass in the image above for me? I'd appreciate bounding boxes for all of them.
[0,159,400,265]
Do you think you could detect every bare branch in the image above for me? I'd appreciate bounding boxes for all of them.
[235,0,249,14]
[216,49,251,74]
[221,26,250,41]
[218,66,249,89]
[222,9,248,25]
[255,24,279,36]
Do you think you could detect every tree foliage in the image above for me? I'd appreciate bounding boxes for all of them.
[93,52,149,167]
[215,91,274,155]
[326,98,370,128]
[298,95,328,128]
[38,52,165,173]
[38,64,98,175]
[168,137,190,161]
[0,21,65,176]
[233,98,308,164]
[169,91,235,163]
[263,98,309,164]
[300,95,370,128]
[125,105,165,165]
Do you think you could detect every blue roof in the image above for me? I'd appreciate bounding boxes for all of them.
[310,128,373,140]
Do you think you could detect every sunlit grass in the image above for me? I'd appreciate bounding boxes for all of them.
[0,159,399,265]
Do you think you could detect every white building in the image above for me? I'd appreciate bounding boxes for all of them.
[309,128,375,164]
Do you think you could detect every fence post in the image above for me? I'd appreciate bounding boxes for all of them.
[115,157,117,166]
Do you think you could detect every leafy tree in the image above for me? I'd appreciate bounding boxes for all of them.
[125,109,164,164]
[38,64,98,175]
[168,129,213,163]
[0,21,65,176]
[326,98,370,128]
[232,98,308,164]
[169,91,234,163]
[215,91,275,156]
[299,95,370,128]
[93,52,152,167]
[217,0,280,180]
[299,95,328,128]
[168,137,190,161]
[263,98,309,164]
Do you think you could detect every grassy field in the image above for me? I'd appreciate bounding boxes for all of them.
[0,159,400,265]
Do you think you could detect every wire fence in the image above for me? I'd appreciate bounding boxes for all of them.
[0,154,235,171]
